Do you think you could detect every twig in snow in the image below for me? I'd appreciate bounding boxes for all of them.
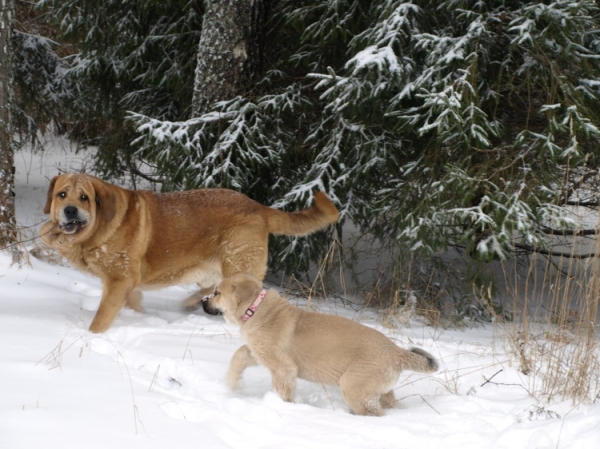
[480,369,503,387]
[420,396,440,415]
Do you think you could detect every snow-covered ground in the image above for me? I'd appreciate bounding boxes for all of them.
[1,137,599,448]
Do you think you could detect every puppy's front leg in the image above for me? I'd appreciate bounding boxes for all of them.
[267,355,298,403]
[89,278,133,333]
[227,345,258,390]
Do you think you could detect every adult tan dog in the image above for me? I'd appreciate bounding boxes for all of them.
[204,273,438,416]
[40,173,339,333]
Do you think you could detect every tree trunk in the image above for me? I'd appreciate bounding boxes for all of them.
[191,0,268,117]
[0,0,19,258]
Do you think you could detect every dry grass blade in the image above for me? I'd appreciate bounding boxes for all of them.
[501,217,600,404]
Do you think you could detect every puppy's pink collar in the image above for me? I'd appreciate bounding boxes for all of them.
[242,289,267,322]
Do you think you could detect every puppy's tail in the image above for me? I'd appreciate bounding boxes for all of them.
[398,347,438,374]
[265,192,339,236]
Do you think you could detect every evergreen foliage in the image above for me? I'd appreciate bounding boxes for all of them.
[35,0,202,176]
[26,0,600,274]
[12,30,71,144]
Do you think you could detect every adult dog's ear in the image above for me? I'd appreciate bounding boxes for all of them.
[92,178,117,222]
[43,176,59,214]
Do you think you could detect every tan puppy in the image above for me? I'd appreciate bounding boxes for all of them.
[204,274,438,416]
[40,173,339,333]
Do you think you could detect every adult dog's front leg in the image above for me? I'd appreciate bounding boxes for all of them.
[89,278,134,333]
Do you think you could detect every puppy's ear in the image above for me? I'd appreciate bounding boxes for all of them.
[92,178,117,222]
[233,277,261,304]
[43,176,59,214]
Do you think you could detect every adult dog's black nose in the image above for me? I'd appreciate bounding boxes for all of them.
[64,206,78,220]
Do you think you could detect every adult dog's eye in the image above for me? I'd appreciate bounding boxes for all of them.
[58,192,66,199]
[81,194,88,201]
[214,290,220,296]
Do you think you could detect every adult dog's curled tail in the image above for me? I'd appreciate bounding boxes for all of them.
[400,347,438,374]
[265,192,339,236]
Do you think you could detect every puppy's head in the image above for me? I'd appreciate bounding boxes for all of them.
[43,173,116,240]
[203,274,263,325]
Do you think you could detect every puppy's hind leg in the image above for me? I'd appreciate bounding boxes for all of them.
[228,345,258,390]
[340,372,385,417]
[380,390,399,409]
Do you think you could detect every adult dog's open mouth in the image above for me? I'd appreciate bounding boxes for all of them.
[60,220,87,234]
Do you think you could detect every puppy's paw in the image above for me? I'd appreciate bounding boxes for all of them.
[227,370,242,390]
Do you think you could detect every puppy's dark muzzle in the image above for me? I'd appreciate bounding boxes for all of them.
[202,296,222,316]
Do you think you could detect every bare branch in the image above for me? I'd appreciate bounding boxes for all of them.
[559,169,598,206]
[126,166,165,185]
[538,227,599,236]
[514,243,599,259]
[566,200,599,207]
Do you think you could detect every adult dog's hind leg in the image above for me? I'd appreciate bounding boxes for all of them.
[227,345,259,390]
[125,288,143,312]
[220,228,269,281]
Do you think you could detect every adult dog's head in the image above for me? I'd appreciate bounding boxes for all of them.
[43,173,117,241]
[203,274,263,325]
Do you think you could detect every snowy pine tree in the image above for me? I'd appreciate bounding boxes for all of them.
[12,29,72,144]
[131,0,600,265]
[280,0,600,261]
[27,0,600,273]
[36,0,202,178]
